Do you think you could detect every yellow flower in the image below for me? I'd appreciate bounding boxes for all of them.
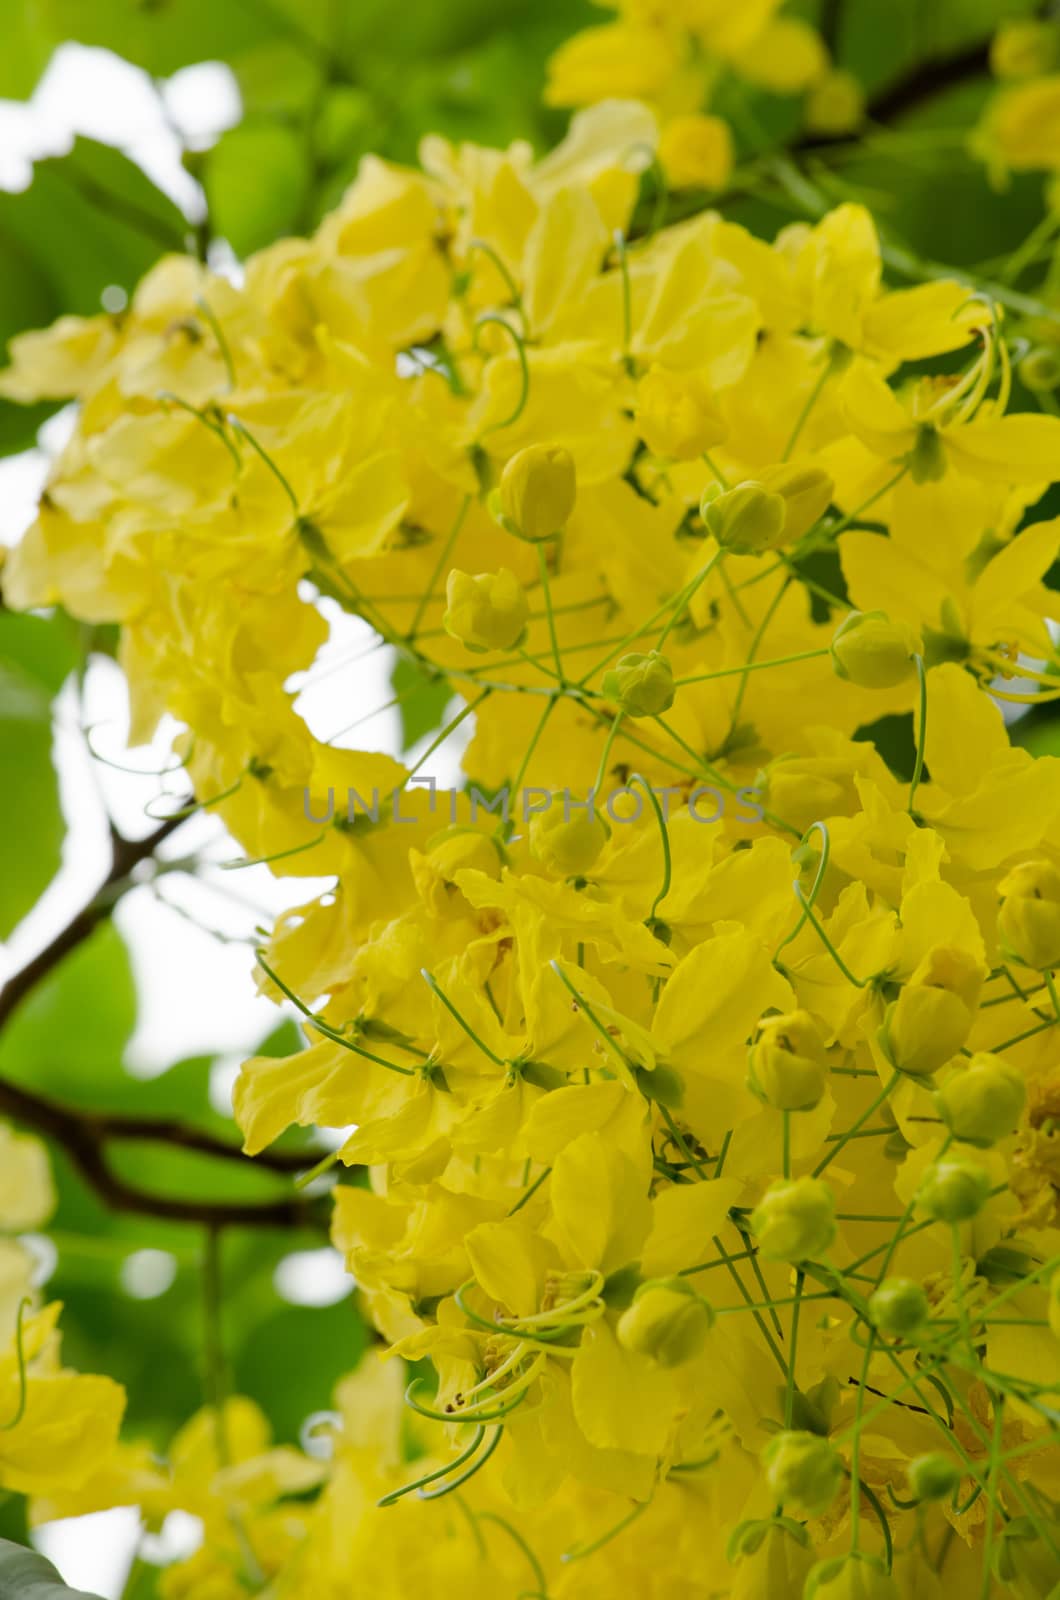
[658,113,733,190]
[544,22,680,107]
[497,443,577,540]
[997,858,1060,969]
[443,566,529,652]
[980,75,1060,174]
[636,364,727,459]
[990,19,1057,80]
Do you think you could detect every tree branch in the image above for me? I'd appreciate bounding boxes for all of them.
[0,1075,328,1229]
[0,806,191,1034]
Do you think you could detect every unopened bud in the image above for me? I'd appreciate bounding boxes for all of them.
[830,610,920,689]
[748,1010,829,1111]
[934,1051,1025,1147]
[497,444,576,541]
[907,1452,960,1503]
[702,481,787,555]
[601,650,675,717]
[990,19,1057,79]
[528,797,609,876]
[751,1176,835,1263]
[616,1278,714,1366]
[997,858,1060,970]
[805,69,865,136]
[763,1430,843,1516]
[444,567,528,652]
[1019,347,1060,394]
[879,946,984,1078]
[759,463,834,543]
[868,1277,930,1338]
[657,113,733,192]
[916,1152,992,1223]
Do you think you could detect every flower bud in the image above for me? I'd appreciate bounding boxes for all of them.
[702,482,787,555]
[868,1277,930,1338]
[805,1553,900,1600]
[759,463,834,543]
[748,1010,829,1112]
[635,365,726,461]
[997,858,1060,970]
[762,1430,843,1516]
[906,1451,960,1503]
[1018,347,1060,394]
[879,946,984,1078]
[443,567,528,653]
[497,444,576,541]
[916,1152,992,1223]
[830,610,920,689]
[657,113,733,192]
[616,1278,715,1367]
[528,796,609,876]
[601,650,675,718]
[805,69,865,136]
[411,828,502,918]
[934,1051,1025,1147]
[751,1177,836,1263]
[990,19,1057,80]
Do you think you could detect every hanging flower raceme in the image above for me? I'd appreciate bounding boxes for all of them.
[3,79,1060,1600]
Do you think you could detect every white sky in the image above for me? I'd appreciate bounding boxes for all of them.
[0,41,467,1595]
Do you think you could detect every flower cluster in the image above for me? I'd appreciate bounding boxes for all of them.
[4,74,1060,1600]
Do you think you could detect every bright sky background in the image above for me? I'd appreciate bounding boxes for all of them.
[0,40,465,1596]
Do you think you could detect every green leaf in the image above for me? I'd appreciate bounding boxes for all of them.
[204,122,310,256]
[391,655,455,753]
[0,1539,103,1600]
[232,1299,366,1443]
[0,612,77,938]
[0,139,186,325]
[0,922,136,1090]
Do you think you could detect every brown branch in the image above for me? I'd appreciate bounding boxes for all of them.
[0,1076,327,1229]
[0,806,192,1034]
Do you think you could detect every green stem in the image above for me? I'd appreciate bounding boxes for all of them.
[909,655,927,813]
[408,493,470,641]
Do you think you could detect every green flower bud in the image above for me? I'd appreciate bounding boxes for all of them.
[443,566,528,652]
[616,1278,715,1366]
[497,443,576,541]
[933,1051,1025,1147]
[990,19,1057,79]
[601,650,675,718]
[879,946,984,1078]
[1018,347,1060,394]
[916,1152,992,1223]
[759,463,834,543]
[751,1177,836,1263]
[868,1277,931,1338]
[997,858,1060,970]
[702,481,787,554]
[748,1010,829,1112]
[528,796,609,876]
[762,1430,843,1516]
[906,1451,961,1503]
[805,1553,900,1600]
[830,610,920,689]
